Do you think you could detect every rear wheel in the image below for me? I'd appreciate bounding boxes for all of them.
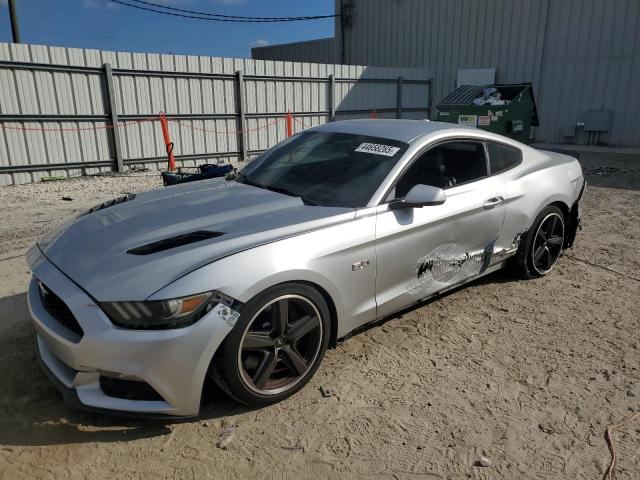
[214,283,330,406]
[511,205,565,279]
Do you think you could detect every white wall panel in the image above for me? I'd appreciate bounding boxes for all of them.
[0,42,430,185]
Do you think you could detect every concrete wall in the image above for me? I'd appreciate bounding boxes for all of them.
[0,43,431,186]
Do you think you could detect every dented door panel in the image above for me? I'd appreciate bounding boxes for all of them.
[374,176,505,319]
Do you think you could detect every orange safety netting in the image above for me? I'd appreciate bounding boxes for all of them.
[0,113,290,135]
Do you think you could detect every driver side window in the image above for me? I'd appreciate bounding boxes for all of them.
[393,141,488,198]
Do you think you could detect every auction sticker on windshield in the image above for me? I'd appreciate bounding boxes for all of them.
[355,143,401,157]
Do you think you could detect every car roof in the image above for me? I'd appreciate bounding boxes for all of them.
[309,119,464,144]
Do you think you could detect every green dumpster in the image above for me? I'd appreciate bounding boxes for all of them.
[436,83,539,144]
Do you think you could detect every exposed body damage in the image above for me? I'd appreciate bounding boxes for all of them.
[407,228,530,298]
[409,238,496,295]
[26,120,584,416]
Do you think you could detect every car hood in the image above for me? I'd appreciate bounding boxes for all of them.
[37,178,354,301]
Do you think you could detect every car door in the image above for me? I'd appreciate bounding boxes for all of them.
[374,139,506,318]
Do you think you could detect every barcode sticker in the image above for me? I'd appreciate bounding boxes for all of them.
[355,143,400,157]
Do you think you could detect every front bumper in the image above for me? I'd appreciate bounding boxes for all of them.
[27,247,236,417]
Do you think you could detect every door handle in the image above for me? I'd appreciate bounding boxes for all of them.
[484,196,504,209]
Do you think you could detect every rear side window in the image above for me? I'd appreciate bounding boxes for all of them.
[487,142,522,175]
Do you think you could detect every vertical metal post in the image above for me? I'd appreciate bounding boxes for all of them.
[339,0,346,65]
[396,76,403,119]
[339,0,353,65]
[328,74,335,122]
[103,63,123,172]
[235,70,247,162]
[427,78,434,120]
[8,0,20,43]
[286,111,293,137]
[159,113,175,171]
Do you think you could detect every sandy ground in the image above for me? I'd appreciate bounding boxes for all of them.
[0,160,638,479]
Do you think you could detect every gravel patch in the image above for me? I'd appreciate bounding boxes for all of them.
[0,165,638,479]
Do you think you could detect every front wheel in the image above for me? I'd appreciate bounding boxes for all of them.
[213,283,331,406]
[511,205,565,279]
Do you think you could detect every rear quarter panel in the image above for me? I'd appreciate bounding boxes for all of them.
[500,147,583,247]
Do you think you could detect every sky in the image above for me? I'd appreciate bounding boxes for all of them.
[0,0,335,58]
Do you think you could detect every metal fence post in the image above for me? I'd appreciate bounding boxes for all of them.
[235,70,247,162]
[103,63,123,172]
[396,76,403,119]
[428,79,434,120]
[328,74,335,122]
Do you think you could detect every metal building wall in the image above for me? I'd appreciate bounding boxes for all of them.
[252,38,338,64]
[0,43,431,186]
[337,0,640,147]
[535,0,640,146]
[252,0,638,147]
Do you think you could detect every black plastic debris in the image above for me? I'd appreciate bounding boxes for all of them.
[319,386,335,398]
[162,164,233,186]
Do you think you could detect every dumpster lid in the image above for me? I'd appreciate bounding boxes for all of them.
[439,83,539,127]
[439,85,486,105]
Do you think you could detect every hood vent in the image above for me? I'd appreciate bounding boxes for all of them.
[88,194,136,214]
[127,231,225,255]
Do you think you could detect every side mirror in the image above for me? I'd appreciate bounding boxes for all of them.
[389,184,446,209]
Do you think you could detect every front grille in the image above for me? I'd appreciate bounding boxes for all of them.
[38,281,84,338]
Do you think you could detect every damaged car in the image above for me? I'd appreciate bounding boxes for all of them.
[27,119,585,416]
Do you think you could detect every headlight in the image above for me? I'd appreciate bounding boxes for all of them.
[100,292,216,329]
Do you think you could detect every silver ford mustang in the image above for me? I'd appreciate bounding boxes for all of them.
[27,120,584,417]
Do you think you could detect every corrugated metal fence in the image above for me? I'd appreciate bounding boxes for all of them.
[0,43,433,186]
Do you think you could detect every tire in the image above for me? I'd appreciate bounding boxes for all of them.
[213,282,331,406]
[510,205,565,279]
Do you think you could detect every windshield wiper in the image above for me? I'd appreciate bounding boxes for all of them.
[235,173,319,206]
[300,197,320,206]
[233,171,253,184]
[235,172,273,191]
[259,184,320,206]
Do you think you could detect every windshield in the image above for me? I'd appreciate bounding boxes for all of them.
[237,131,408,208]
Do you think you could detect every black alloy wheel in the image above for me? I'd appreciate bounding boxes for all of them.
[238,294,323,394]
[215,283,330,406]
[509,204,567,279]
[531,211,565,275]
